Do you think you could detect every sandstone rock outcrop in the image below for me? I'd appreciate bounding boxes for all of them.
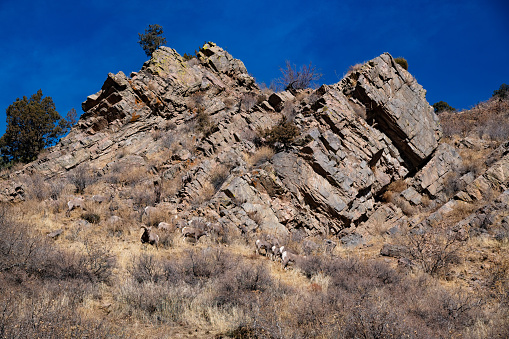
[1,43,445,239]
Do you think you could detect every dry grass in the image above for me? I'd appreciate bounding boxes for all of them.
[245,146,275,168]
[440,97,509,140]
[4,130,509,339]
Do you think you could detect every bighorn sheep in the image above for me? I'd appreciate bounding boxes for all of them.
[255,239,273,258]
[66,197,85,216]
[281,249,305,269]
[140,225,159,247]
[157,222,174,232]
[272,245,286,262]
[182,226,208,241]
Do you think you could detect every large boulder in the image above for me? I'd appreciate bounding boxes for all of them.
[341,53,442,170]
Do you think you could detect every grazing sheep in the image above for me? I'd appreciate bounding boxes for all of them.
[271,245,283,261]
[272,245,287,262]
[66,197,85,216]
[182,226,208,242]
[281,250,305,270]
[175,219,187,230]
[140,225,159,247]
[265,234,281,248]
[255,239,273,258]
[157,222,174,232]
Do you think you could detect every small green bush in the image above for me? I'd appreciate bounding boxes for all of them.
[394,57,408,70]
[259,116,299,148]
[182,52,196,61]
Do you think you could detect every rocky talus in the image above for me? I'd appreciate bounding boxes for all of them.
[2,42,478,242]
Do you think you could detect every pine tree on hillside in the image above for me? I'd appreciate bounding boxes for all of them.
[0,90,67,164]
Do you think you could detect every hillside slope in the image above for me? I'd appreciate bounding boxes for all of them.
[1,43,509,338]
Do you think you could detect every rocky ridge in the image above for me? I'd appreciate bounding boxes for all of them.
[3,42,496,245]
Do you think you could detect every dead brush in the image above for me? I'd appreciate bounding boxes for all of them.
[381,179,410,208]
[190,181,215,208]
[246,146,275,168]
[208,164,230,192]
[67,163,96,194]
[141,206,168,227]
[459,148,486,177]
[240,93,258,111]
[117,166,150,187]
[404,223,464,277]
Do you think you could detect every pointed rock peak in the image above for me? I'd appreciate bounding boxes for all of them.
[339,52,442,171]
[196,41,250,78]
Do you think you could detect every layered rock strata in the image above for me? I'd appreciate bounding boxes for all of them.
[1,43,444,238]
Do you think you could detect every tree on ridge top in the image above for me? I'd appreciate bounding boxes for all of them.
[138,24,167,57]
[271,61,322,92]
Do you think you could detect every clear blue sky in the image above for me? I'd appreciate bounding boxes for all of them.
[1,0,508,136]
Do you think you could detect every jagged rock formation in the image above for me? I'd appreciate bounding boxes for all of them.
[2,43,451,239]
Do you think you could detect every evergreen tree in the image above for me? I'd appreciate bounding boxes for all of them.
[432,101,456,113]
[0,90,65,164]
[138,24,167,57]
[493,83,509,99]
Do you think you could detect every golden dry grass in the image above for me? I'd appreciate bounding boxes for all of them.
[245,146,275,168]
[4,145,509,338]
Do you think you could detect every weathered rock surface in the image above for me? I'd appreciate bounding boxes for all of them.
[340,53,442,170]
[1,45,446,240]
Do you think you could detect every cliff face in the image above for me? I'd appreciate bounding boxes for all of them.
[2,43,450,239]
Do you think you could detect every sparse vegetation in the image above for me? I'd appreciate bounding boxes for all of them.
[68,163,95,194]
[196,107,217,137]
[406,224,464,277]
[246,146,275,168]
[3,45,509,339]
[81,212,101,224]
[433,100,456,113]
[257,116,300,149]
[493,83,509,99]
[272,61,322,92]
[138,24,167,57]
[182,52,196,61]
[394,57,408,70]
[440,95,509,140]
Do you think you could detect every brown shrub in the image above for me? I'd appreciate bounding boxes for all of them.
[440,98,509,139]
[196,108,217,137]
[68,163,96,194]
[240,93,257,111]
[22,173,48,201]
[209,164,230,192]
[405,224,463,277]
[81,212,100,224]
